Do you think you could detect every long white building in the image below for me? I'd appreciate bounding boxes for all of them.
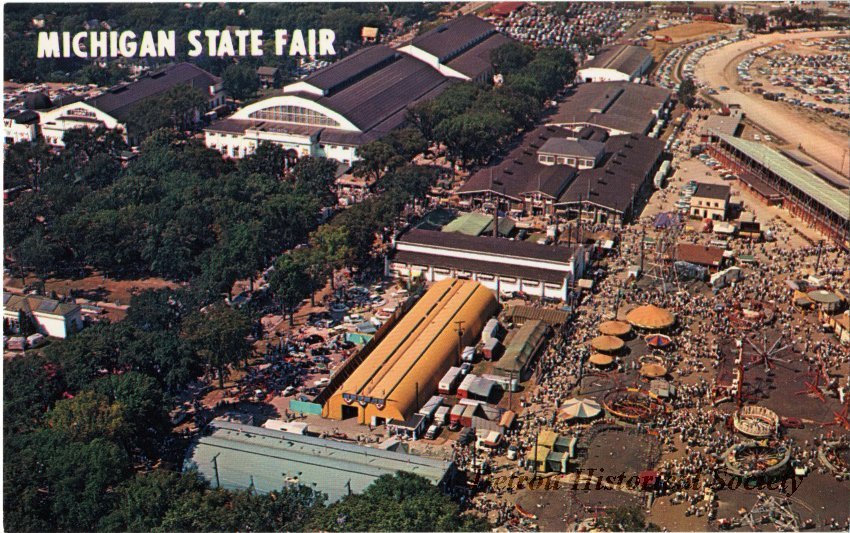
[205,15,510,164]
[387,229,585,301]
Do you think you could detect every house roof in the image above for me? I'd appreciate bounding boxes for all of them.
[410,15,496,62]
[701,114,741,137]
[538,137,605,159]
[693,182,730,201]
[673,243,725,267]
[86,63,220,121]
[3,293,80,317]
[257,66,279,76]
[717,134,849,221]
[185,421,452,503]
[556,134,664,211]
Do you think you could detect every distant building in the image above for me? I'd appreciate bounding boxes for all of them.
[3,293,84,339]
[577,45,653,83]
[205,15,509,164]
[39,63,223,147]
[689,182,730,220]
[388,229,586,301]
[537,138,605,169]
[185,421,455,502]
[31,14,45,28]
[3,109,39,144]
[361,26,379,43]
[257,66,280,88]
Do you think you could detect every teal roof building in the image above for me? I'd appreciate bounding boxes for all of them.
[185,421,454,502]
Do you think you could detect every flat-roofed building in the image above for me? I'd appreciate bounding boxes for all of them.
[3,109,39,144]
[550,82,671,135]
[577,45,653,83]
[689,182,730,220]
[389,229,585,301]
[495,319,550,380]
[325,279,497,425]
[185,421,454,502]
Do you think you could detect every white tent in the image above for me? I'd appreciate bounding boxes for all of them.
[559,398,602,420]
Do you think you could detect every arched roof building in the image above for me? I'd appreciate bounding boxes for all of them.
[205,15,509,163]
[325,279,497,425]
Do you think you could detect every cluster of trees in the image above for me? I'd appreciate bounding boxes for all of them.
[4,129,341,299]
[4,3,438,83]
[406,42,576,168]
[4,312,477,530]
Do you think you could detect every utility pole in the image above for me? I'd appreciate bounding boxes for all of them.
[815,240,824,274]
[211,453,221,489]
[455,320,465,364]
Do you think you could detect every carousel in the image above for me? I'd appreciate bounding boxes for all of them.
[625,304,676,331]
[598,320,632,338]
[645,333,673,350]
[818,440,850,480]
[590,335,625,354]
[588,352,615,368]
[602,388,668,423]
[733,405,780,438]
[724,440,791,480]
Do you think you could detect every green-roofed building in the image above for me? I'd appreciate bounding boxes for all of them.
[713,135,849,249]
[442,212,515,237]
[494,319,550,379]
[184,421,455,502]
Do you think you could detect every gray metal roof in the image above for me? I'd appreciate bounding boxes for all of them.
[583,45,651,76]
[410,15,496,62]
[538,138,605,159]
[399,228,577,265]
[693,182,730,201]
[718,134,849,221]
[551,82,670,134]
[184,421,452,502]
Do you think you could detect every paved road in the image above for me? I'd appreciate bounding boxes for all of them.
[694,30,849,174]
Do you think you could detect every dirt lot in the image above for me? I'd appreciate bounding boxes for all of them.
[4,272,180,321]
[653,21,733,43]
[694,29,849,174]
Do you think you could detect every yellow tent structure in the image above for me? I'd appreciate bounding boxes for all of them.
[626,304,675,330]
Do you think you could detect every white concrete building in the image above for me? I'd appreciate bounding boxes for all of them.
[3,293,84,339]
[3,110,39,144]
[37,101,123,147]
[388,229,585,301]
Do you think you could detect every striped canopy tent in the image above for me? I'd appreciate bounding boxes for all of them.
[588,352,614,367]
[645,334,673,349]
[626,305,675,331]
[598,320,632,337]
[590,335,625,353]
[560,398,602,420]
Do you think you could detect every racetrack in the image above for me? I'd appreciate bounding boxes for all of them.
[694,30,849,174]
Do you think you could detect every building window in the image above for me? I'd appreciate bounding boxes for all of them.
[556,156,567,165]
[249,105,340,127]
[567,158,576,166]
[522,279,540,287]
[477,273,494,281]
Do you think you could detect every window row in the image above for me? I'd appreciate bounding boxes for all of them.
[249,105,340,127]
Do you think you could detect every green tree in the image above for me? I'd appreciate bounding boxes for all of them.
[182,303,252,387]
[292,156,340,207]
[310,471,488,531]
[240,141,287,178]
[3,354,64,435]
[89,372,170,453]
[268,253,311,325]
[100,471,208,532]
[352,140,399,182]
[491,41,534,74]
[47,390,128,443]
[222,62,260,101]
[678,77,698,109]
[310,224,353,289]
[747,13,768,32]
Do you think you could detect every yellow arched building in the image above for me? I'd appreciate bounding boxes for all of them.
[325,279,497,425]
